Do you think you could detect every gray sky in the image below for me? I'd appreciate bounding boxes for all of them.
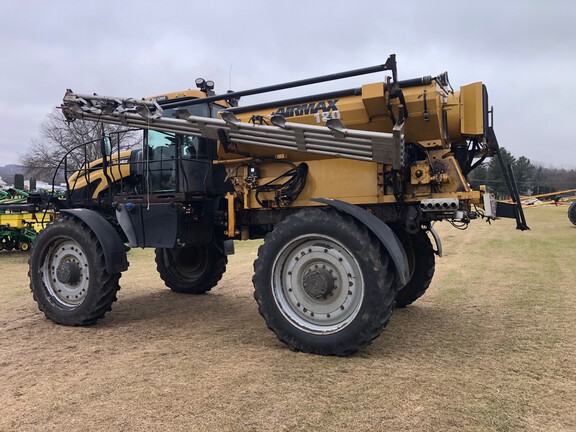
[1,0,575,168]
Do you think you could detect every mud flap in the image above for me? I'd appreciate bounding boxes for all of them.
[311,198,409,286]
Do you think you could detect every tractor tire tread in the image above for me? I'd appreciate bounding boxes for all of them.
[394,230,435,308]
[568,202,576,225]
[155,245,227,294]
[28,215,121,326]
[253,208,396,356]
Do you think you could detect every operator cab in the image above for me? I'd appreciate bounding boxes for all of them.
[113,84,232,249]
[143,84,229,197]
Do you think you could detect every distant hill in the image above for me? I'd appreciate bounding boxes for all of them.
[0,164,64,187]
[0,164,30,186]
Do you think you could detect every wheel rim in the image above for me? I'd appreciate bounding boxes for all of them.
[21,242,30,251]
[41,238,90,308]
[271,234,364,335]
[170,247,208,281]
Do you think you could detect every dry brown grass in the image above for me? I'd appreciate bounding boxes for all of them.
[1,206,574,431]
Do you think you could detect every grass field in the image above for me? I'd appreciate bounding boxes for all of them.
[0,206,574,431]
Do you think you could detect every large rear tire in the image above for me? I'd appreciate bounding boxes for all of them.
[568,201,576,225]
[253,208,397,356]
[155,244,227,294]
[28,215,121,325]
[393,229,435,308]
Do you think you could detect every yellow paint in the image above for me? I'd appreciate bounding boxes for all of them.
[0,213,28,229]
[460,82,485,136]
[68,151,133,199]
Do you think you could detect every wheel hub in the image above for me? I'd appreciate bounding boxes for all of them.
[41,239,90,307]
[303,268,335,299]
[56,261,82,285]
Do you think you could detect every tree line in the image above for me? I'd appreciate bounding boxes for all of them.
[468,147,575,198]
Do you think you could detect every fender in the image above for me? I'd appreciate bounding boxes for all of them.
[60,209,129,274]
[311,198,409,286]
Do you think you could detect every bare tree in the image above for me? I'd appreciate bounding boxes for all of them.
[20,110,141,182]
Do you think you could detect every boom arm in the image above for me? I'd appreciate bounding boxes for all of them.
[61,90,405,168]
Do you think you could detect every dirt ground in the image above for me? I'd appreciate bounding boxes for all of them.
[1,206,575,431]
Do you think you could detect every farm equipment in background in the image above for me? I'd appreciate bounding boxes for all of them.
[519,188,576,206]
[0,188,29,204]
[29,55,528,355]
[0,188,52,251]
[0,222,36,251]
[518,189,576,225]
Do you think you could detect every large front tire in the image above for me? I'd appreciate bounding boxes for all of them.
[393,229,435,308]
[28,215,121,326]
[253,208,397,356]
[155,244,227,294]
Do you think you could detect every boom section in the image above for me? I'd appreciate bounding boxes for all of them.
[61,90,404,169]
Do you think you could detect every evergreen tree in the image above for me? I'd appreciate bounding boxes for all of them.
[468,148,536,198]
[487,147,516,198]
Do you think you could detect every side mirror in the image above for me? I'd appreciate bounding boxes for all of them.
[101,136,112,156]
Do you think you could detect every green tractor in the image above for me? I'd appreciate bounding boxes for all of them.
[0,223,37,251]
[0,189,49,251]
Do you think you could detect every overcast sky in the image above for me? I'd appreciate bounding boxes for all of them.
[1,0,575,169]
